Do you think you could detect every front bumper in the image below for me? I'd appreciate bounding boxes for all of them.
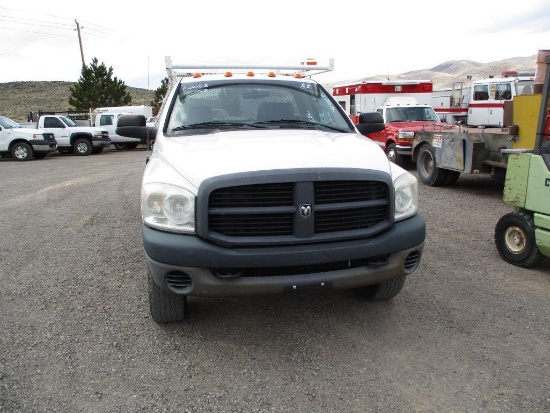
[92,138,111,148]
[145,214,426,297]
[31,139,57,153]
[395,144,412,155]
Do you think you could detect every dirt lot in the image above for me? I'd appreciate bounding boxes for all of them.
[1,148,549,413]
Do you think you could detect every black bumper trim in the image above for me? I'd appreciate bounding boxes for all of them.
[143,213,425,268]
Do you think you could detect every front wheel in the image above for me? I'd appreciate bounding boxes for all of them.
[494,212,544,267]
[11,142,33,161]
[73,139,92,156]
[353,276,406,300]
[416,144,448,186]
[114,143,128,150]
[148,270,187,323]
[385,143,403,166]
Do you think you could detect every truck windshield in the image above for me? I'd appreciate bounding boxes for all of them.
[0,115,21,129]
[516,80,535,96]
[60,116,80,127]
[386,107,440,122]
[166,80,353,135]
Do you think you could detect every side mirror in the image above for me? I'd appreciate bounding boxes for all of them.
[355,112,385,135]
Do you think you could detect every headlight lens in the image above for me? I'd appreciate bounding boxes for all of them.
[394,172,418,221]
[398,131,415,139]
[142,183,195,233]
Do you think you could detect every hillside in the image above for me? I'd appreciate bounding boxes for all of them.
[0,81,155,121]
[0,54,539,121]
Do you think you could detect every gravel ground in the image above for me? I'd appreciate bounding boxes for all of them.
[1,148,549,413]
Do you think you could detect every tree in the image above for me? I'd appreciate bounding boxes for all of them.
[69,57,131,110]
[150,77,169,108]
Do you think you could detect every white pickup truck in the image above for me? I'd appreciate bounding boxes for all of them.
[116,57,426,323]
[0,115,57,161]
[93,112,145,150]
[34,115,111,155]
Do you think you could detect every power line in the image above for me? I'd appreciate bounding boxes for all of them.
[0,15,73,29]
[0,25,75,39]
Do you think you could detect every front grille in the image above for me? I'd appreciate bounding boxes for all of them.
[203,175,392,246]
[43,133,56,142]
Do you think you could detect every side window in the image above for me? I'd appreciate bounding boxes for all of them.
[100,115,114,126]
[44,117,64,128]
[494,83,512,100]
[473,84,489,101]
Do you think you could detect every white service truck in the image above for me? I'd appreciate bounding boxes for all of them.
[116,57,426,323]
[0,115,57,161]
[34,115,111,155]
[91,106,154,149]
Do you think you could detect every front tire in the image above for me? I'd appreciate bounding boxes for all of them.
[385,143,403,166]
[494,212,544,267]
[114,143,128,150]
[417,144,448,186]
[148,270,187,323]
[354,276,406,300]
[74,139,92,156]
[11,142,33,161]
[444,170,460,185]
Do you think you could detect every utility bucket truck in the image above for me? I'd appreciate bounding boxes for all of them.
[412,50,550,187]
[494,54,550,267]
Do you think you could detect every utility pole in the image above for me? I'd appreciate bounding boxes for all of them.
[75,20,85,66]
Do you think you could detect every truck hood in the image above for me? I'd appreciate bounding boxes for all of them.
[69,126,107,133]
[153,129,391,189]
[7,126,44,135]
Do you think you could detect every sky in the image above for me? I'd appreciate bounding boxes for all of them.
[1,0,549,91]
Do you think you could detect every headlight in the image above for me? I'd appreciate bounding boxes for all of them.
[398,131,415,139]
[394,171,418,221]
[142,183,195,233]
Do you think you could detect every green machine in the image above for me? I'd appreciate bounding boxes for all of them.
[494,55,550,267]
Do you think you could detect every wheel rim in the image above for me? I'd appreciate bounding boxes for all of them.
[420,150,434,176]
[386,148,396,163]
[504,225,527,254]
[76,142,88,153]
[14,145,29,159]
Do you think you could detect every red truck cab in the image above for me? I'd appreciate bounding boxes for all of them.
[366,99,458,166]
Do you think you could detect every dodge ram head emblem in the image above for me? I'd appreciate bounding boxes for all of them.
[299,204,312,218]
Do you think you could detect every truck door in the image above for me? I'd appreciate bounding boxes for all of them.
[98,114,116,138]
[468,83,490,126]
[487,82,511,126]
[42,116,69,146]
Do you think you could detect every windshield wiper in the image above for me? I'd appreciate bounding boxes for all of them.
[172,121,268,132]
[253,119,348,132]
